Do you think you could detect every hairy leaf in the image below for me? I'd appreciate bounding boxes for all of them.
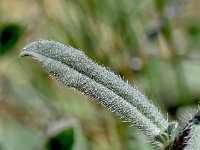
[20,40,168,145]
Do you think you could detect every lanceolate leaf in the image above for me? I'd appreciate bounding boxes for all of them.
[20,40,168,145]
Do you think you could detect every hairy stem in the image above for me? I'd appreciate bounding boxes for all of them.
[166,110,200,150]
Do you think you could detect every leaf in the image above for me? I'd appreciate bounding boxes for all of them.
[20,40,168,145]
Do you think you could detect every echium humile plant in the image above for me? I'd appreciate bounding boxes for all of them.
[20,40,200,150]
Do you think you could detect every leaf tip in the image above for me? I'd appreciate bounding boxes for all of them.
[19,50,29,57]
[19,40,44,58]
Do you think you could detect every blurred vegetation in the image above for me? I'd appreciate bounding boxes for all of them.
[0,0,200,149]
[0,23,22,54]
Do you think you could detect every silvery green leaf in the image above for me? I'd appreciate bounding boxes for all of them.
[20,40,168,145]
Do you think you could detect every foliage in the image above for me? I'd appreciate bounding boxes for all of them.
[20,40,200,149]
[0,0,200,149]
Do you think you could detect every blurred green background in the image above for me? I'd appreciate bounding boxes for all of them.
[0,0,200,149]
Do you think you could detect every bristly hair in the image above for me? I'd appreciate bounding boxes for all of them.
[20,40,169,146]
[166,109,200,150]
